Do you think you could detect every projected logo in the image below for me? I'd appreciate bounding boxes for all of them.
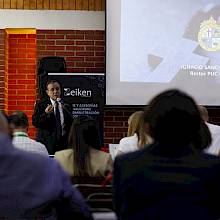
[198,16,220,52]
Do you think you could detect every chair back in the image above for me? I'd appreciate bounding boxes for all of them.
[73,177,113,210]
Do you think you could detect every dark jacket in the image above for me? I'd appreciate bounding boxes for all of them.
[32,98,73,154]
[114,142,220,220]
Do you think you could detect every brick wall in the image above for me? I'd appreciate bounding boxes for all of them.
[37,30,105,73]
[4,31,8,112]
[0,30,5,110]
[6,33,36,137]
[103,107,142,145]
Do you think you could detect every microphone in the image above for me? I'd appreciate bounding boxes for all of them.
[56,97,62,103]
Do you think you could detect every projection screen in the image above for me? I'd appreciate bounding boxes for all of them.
[106,0,220,105]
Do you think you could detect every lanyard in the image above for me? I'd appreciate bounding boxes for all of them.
[13,133,28,138]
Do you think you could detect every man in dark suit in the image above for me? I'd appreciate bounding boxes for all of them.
[32,80,73,154]
[114,89,220,220]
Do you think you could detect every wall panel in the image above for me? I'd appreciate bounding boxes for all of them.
[50,0,56,10]
[11,0,17,8]
[101,0,105,10]
[4,0,10,9]
[30,0,37,9]
[89,0,95,11]
[37,0,43,9]
[43,0,49,9]
[69,0,76,10]
[17,0,23,9]
[23,0,29,9]
[56,0,62,10]
[1,0,104,10]
[75,0,82,10]
[82,0,89,10]
[63,0,69,10]
[95,0,102,11]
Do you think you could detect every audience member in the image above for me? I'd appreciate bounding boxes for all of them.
[198,105,220,155]
[55,116,113,177]
[117,111,152,156]
[9,110,49,156]
[32,80,73,154]
[114,89,220,220]
[0,111,92,219]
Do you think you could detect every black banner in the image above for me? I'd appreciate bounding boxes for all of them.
[48,73,105,145]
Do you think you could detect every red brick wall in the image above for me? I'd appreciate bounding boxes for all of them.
[37,30,105,73]
[4,31,8,112]
[103,107,142,145]
[6,33,36,137]
[0,30,5,110]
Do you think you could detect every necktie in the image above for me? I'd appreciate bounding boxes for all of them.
[55,101,62,140]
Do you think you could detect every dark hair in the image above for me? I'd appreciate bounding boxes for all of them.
[68,116,101,176]
[144,89,211,151]
[46,79,60,90]
[8,111,29,129]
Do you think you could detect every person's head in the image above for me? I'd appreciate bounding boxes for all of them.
[0,111,9,135]
[198,105,209,122]
[46,80,61,101]
[8,111,29,133]
[144,89,211,151]
[68,116,101,176]
[127,111,149,147]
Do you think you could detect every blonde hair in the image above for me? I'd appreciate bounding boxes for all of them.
[127,111,150,148]
[198,105,209,122]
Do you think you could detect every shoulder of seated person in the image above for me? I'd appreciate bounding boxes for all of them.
[55,149,73,156]
[207,122,220,133]
[90,148,110,157]
[206,122,215,128]
[120,134,138,143]
[28,138,46,146]
[90,148,103,154]
[115,147,145,163]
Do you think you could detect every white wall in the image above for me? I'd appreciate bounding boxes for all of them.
[0,9,105,30]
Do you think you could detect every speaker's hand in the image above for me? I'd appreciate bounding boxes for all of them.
[45,104,54,114]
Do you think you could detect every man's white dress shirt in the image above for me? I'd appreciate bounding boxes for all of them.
[12,131,49,156]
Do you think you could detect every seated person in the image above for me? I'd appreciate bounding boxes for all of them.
[117,111,152,156]
[198,105,220,155]
[114,89,220,220]
[9,110,49,156]
[0,111,92,219]
[55,116,113,177]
